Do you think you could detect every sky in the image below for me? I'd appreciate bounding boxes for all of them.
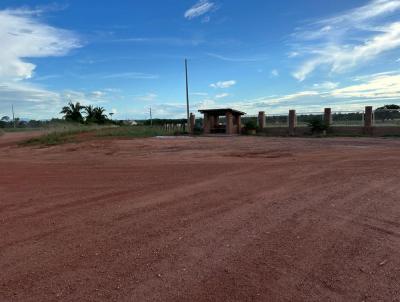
[0,0,400,120]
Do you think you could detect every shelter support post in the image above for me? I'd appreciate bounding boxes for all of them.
[203,113,210,134]
[226,112,234,135]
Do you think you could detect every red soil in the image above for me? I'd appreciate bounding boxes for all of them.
[1,134,400,301]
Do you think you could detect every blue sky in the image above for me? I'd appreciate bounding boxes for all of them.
[0,0,400,120]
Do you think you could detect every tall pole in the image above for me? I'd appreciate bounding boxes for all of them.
[149,107,153,127]
[11,104,16,128]
[185,59,190,129]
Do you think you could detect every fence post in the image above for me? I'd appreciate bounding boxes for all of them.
[289,110,297,136]
[364,106,374,135]
[324,108,332,126]
[258,111,265,129]
[364,106,373,127]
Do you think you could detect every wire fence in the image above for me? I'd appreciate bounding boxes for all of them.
[243,114,289,127]
[192,108,400,131]
[241,115,258,126]
[266,114,289,127]
[296,112,324,127]
[331,111,365,126]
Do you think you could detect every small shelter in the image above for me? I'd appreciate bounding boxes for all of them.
[199,108,246,135]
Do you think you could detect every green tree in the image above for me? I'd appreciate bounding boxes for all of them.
[84,105,96,123]
[377,104,400,110]
[375,104,400,123]
[93,106,108,124]
[60,102,84,123]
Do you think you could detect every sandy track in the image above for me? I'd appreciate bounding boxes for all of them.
[1,135,400,301]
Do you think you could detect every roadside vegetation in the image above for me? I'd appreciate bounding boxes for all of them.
[21,126,182,147]
[95,126,180,138]
[307,118,330,135]
[22,129,90,146]
[13,101,186,147]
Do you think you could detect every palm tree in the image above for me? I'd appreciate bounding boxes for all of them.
[60,102,84,123]
[84,105,96,123]
[93,106,108,124]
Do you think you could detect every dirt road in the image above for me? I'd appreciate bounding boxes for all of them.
[1,135,400,301]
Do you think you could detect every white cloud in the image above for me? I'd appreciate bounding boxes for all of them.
[102,72,159,80]
[250,73,400,113]
[184,0,215,20]
[207,52,268,62]
[191,92,208,96]
[313,81,339,90]
[136,93,158,102]
[112,37,204,46]
[210,80,236,89]
[0,82,115,119]
[263,91,320,105]
[331,73,400,99]
[63,90,110,105]
[111,72,400,118]
[271,69,279,77]
[288,51,299,58]
[320,0,400,25]
[0,8,80,80]
[91,91,105,97]
[215,93,229,99]
[195,99,216,110]
[292,0,400,81]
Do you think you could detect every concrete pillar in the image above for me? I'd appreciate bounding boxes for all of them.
[364,106,373,128]
[209,115,215,132]
[288,110,297,136]
[226,112,234,135]
[258,111,266,129]
[236,115,242,134]
[203,113,210,134]
[324,108,332,126]
[189,113,195,134]
[214,116,219,128]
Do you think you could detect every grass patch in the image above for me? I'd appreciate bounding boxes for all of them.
[21,129,91,146]
[20,126,183,147]
[95,126,183,138]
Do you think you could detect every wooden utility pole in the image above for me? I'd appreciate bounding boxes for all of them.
[12,104,16,128]
[185,59,190,129]
[149,107,153,127]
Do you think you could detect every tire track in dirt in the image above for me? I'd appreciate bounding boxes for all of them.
[1,136,400,301]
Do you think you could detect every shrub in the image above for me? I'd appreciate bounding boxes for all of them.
[307,118,329,135]
[245,120,258,130]
[192,125,203,135]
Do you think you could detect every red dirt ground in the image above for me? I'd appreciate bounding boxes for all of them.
[1,134,400,301]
